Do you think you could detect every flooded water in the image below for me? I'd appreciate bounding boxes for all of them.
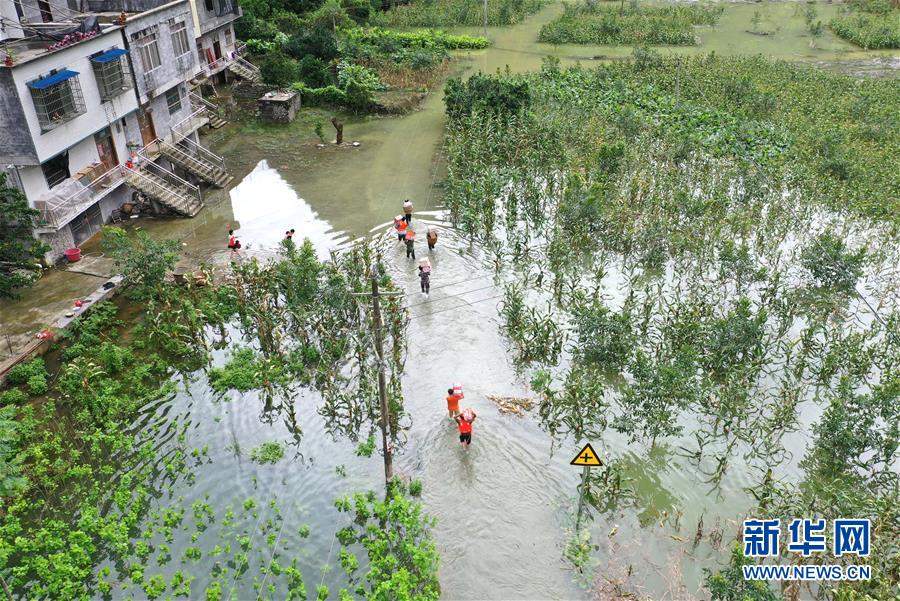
[2,1,897,598]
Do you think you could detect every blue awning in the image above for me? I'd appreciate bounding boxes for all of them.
[27,70,79,90]
[91,48,128,64]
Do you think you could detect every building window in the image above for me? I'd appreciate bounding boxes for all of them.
[41,152,70,188]
[91,48,132,102]
[166,87,182,115]
[133,30,161,72]
[27,70,86,132]
[224,27,233,48]
[170,20,191,57]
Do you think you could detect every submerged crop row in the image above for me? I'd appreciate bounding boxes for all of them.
[441,54,898,597]
[0,231,440,598]
[538,1,723,46]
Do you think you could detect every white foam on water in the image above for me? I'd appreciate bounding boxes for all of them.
[229,160,348,260]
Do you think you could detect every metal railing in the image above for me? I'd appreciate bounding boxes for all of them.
[169,108,209,143]
[189,91,217,112]
[125,160,202,207]
[37,165,125,229]
[233,55,260,77]
[175,135,226,172]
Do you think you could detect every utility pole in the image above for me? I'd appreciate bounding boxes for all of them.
[354,263,402,487]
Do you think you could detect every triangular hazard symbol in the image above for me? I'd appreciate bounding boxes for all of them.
[570,443,602,467]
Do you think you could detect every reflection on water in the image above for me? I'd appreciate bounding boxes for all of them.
[228,160,350,260]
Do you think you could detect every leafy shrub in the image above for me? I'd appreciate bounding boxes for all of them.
[285,28,340,61]
[337,61,384,111]
[291,82,348,105]
[235,13,279,42]
[0,406,27,497]
[0,388,27,405]
[409,479,423,496]
[274,10,305,35]
[102,227,180,302]
[249,441,285,464]
[297,55,334,87]
[260,51,301,87]
[26,374,48,396]
[6,358,46,386]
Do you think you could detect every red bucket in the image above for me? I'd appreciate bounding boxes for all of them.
[64,248,81,262]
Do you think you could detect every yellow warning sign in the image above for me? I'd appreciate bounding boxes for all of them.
[570,443,602,467]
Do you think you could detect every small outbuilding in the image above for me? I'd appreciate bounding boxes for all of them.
[258,90,301,124]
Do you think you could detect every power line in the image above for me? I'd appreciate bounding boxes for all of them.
[403,281,499,310]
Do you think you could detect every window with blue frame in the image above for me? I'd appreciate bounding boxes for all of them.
[91,48,132,102]
[27,69,86,132]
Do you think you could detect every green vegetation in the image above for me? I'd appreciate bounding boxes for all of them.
[370,0,547,27]
[441,54,899,595]
[238,0,488,112]
[0,173,48,299]
[334,483,440,599]
[0,230,421,597]
[249,441,286,464]
[539,2,723,46]
[830,0,900,49]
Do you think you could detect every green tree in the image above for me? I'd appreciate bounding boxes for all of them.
[0,173,48,298]
[101,226,180,301]
[260,51,301,87]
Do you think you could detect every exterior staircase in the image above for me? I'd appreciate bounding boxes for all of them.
[188,92,227,129]
[227,56,262,84]
[159,139,232,188]
[124,166,203,217]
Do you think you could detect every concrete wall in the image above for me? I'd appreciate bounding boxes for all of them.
[16,134,113,203]
[195,0,240,36]
[196,21,235,67]
[124,0,199,104]
[0,69,39,164]
[6,30,138,164]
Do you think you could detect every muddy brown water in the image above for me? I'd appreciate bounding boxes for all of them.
[2,2,897,598]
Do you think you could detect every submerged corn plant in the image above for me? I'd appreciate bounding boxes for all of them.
[442,54,899,596]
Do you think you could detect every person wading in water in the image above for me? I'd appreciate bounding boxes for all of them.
[403,199,413,224]
[418,258,431,296]
[456,408,477,449]
[405,228,416,260]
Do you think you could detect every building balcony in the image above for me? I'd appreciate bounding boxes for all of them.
[33,163,126,231]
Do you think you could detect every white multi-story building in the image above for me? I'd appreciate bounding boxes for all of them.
[0,0,241,262]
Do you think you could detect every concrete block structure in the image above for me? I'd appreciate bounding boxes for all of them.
[0,0,238,262]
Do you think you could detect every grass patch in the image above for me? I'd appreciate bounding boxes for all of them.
[539,2,723,46]
[370,0,548,27]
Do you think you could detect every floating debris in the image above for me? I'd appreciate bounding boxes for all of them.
[486,394,535,416]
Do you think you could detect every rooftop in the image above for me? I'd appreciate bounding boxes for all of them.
[1,21,123,67]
